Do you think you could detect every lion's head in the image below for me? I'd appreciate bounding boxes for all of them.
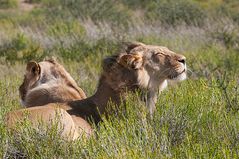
[99,42,187,115]
[102,42,186,91]
[19,59,86,107]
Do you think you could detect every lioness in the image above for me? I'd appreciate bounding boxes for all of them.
[6,106,82,140]
[6,42,186,140]
[16,59,92,138]
[67,42,187,120]
[19,59,86,107]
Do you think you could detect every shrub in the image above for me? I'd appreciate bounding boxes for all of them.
[121,0,150,9]
[0,33,46,62]
[146,0,206,26]
[47,20,85,37]
[58,38,119,61]
[42,0,133,27]
[0,0,18,9]
[24,0,42,3]
[215,0,239,23]
[208,19,239,49]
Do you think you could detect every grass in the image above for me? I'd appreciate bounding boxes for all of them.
[0,0,18,9]
[0,0,239,158]
[1,72,238,158]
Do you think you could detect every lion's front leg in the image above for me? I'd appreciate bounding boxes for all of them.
[145,80,167,117]
[145,90,158,118]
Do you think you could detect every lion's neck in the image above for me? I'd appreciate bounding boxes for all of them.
[93,81,121,112]
[68,75,136,124]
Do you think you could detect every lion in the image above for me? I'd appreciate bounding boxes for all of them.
[66,42,187,121]
[6,42,186,140]
[15,59,92,139]
[5,106,83,141]
[19,59,86,107]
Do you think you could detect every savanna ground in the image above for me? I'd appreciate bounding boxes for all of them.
[0,0,239,158]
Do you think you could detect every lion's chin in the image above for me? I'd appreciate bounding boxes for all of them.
[168,71,187,81]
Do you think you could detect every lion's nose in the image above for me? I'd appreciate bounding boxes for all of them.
[178,56,186,65]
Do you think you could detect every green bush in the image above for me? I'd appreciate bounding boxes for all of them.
[217,5,239,24]
[47,20,85,37]
[0,0,18,9]
[121,0,150,9]
[1,77,239,158]
[58,38,118,61]
[0,33,46,62]
[42,0,133,27]
[24,0,42,3]
[208,19,239,49]
[146,0,206,26]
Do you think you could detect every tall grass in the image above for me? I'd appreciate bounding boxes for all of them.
[0,0,239,158]
[1,77,238,158]
[0,0,18,9]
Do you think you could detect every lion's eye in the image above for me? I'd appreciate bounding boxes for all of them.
[155,53,163,56]
[152,53,161,62]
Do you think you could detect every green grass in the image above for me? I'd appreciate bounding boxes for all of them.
[0,70,238,158]
[0,0,239,158]
[0,0,18,9]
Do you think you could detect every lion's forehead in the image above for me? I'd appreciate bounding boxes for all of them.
[147,46,176,55]
[39,61,62,77]
[131,45,177,57]
[38,61,54,71]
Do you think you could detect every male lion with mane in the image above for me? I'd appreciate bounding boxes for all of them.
[6,42,187,140]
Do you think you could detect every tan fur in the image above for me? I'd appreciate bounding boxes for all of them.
[66,42,187,118]
[5,105,91,141]
[122,42,187,115]
[19,59,86,107]
[16,59,91,140]
[25,42,186,121]
[7,42,186,140]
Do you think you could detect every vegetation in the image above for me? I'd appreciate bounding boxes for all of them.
[0,0,18,9]
[0,0,238,158]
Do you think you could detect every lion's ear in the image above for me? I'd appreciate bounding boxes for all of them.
[26,61,41,75]
[125,42,145,53]
[119,54,143,69]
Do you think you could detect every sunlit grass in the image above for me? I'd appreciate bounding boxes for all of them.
[0,0,239,158]
[0,49,238,158]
